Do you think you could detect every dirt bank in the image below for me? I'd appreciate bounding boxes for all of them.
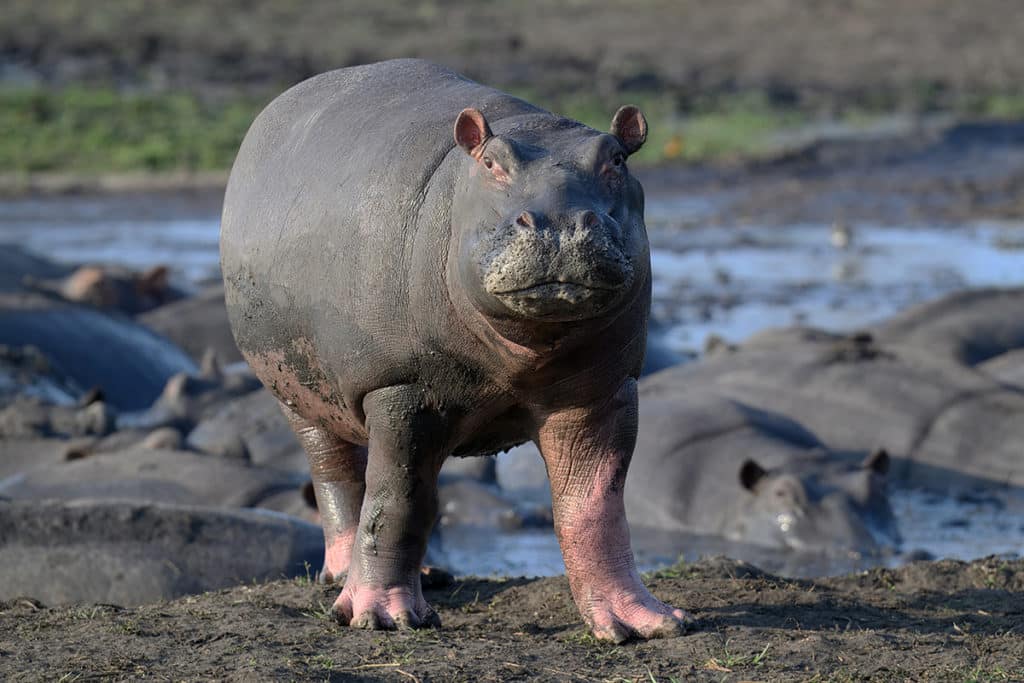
[3,556,1022,681]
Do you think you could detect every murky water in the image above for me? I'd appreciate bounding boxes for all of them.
[2,194,1023,577]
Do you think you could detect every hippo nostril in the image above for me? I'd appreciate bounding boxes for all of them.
[516,211,537,229]
[578,210,600,231]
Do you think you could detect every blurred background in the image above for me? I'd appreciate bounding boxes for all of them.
[2,1,1024,606]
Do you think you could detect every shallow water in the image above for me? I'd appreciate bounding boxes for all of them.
[2,194,1024,577]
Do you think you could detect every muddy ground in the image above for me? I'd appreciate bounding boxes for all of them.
[6,0,1024,112]
[2,557,1022,682]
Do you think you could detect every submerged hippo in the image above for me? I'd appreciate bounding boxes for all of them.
[626,393,899,554]
[221,59,685,641]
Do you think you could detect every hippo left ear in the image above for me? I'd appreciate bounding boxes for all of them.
[739,460,768,491]
[454,108,493,156]
[862,448,890,475]
[610,105,647,155]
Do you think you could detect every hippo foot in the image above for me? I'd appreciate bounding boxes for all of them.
[316,530,357,584]
[583,589,693,644]
[332,583,440,630]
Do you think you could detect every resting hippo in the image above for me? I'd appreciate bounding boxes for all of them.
[221,59,684,641]
[0,293,196,411]
[625,393,898,554]
[24,263,185,315]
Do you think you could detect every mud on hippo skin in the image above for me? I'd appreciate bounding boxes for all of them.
[221,59,686,641]
[625,392,899,555]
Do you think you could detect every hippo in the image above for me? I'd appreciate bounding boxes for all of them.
[0,293,196,411]
[24,263,185,315]
[625,393,899,554]
[643,310,1024,492]
[138,285,244,364]
[221,59,685,641]
[0,499,324,606]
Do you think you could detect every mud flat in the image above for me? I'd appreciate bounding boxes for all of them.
[1,556,1021,681]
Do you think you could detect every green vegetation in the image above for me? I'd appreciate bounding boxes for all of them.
[0,87,265,174]
[523,90,807,164]
[4,85,1024,178]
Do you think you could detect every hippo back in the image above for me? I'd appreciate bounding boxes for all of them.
[221,60,546,397]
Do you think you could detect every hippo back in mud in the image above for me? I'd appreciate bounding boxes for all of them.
[221,59,686,641]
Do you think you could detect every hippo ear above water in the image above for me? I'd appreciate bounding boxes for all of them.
[610,105,648,155]
[739,459,768,491]
[455,108,493,156]
[862,448,891,475]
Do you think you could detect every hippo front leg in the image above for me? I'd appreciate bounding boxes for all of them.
[281,403,367,583]
[333,385,446,629]
[537,378,692,643]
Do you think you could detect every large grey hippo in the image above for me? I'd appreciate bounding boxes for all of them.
[221,59,685,641]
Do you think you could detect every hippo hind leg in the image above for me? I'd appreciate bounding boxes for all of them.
[333,384,447,630]
[280,402,367,584]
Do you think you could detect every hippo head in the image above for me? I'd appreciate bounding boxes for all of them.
[448,106,650,331]
[732,449,900,555]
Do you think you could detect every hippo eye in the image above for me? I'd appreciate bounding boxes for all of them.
[611,152,626,167]
[483,157,494,169]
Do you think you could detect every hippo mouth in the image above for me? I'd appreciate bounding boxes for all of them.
[491,281,620,321]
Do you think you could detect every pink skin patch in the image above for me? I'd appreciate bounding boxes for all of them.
[538,379,692,643]
[333,571,439,630]
[319,527,357,584]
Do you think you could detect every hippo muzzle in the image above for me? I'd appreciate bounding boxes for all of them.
[478,207,636,322]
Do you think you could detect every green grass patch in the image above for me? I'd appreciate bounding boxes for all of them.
[0,87,265,174]
[6,84,1024,177]
[514,89,809,164]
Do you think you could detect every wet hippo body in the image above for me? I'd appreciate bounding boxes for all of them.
[625,393,898,555]
[221,59,685,641]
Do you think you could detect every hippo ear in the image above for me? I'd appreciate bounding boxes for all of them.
[739,460,768,491]
[610,105,647,155]
[454,108,493,156]
[862,448,890,475]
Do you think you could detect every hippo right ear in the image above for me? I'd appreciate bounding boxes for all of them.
[454,108,493,157]
[739,460,768,491]
[610,105,647,155]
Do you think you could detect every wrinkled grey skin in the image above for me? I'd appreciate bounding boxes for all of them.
[221,59,681,640]
[625,393,899,554]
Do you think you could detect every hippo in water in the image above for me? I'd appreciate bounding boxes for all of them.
[221,59,686,641]
[625,392,899,555]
